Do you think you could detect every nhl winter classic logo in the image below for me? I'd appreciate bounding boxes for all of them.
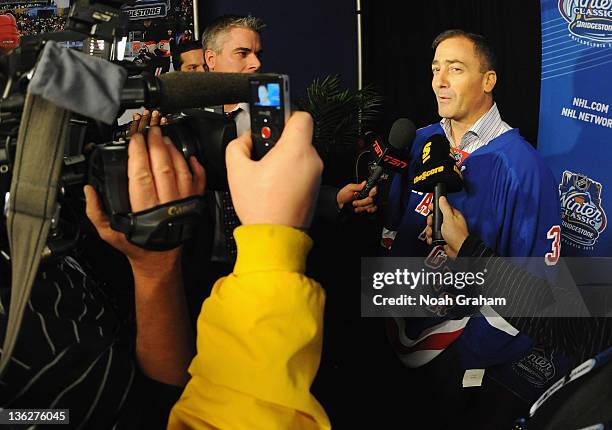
[559,170,607,249]
[512,347,556,388]
[558,0,612,46]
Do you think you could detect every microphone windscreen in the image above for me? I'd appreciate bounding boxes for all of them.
[159,72,251,112]
[388,118,416,151]
[413,134,463,193]
[420,134,454,167]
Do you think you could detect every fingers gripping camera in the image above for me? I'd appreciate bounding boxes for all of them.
[88,119,224,251]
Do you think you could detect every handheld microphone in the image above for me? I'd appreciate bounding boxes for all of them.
[355,118,416,200]
[412,134,463,245]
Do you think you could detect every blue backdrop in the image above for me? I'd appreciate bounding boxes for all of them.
[538,0,612,257]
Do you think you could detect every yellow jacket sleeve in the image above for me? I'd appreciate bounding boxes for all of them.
[168,225,331,430]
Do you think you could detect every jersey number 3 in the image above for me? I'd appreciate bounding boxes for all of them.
[545,225,561,266]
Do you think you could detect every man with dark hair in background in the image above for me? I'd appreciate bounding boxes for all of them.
[383,29,563,428]
[171,40,205,72]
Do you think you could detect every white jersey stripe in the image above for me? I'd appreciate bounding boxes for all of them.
[395,316,470,348]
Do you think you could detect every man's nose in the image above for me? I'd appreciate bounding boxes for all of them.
[433,69,449,88]
[248,54,261,72]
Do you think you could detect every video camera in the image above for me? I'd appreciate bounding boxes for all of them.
[0,0,244,253]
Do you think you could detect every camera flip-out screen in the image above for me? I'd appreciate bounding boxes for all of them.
[253,83,281,107]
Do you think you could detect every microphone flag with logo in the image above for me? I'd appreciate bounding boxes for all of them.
[354,119,416,201]
[413,134,463,244]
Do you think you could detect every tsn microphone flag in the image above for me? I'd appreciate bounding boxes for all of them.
[537,0,612,257]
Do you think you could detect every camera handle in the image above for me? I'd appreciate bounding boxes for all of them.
[110,196,206,251]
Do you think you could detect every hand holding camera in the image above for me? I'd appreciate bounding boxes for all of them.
[128,109,168,136]
[85,127,205,273]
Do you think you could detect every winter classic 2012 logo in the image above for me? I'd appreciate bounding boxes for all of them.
[559,0,612,45]
[559,170,607,249]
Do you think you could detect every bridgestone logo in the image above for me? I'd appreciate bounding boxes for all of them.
[127,7,163,18]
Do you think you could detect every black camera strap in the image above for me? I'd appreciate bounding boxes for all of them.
[0,93,70,377]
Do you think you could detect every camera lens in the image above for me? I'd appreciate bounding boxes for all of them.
[158,109,237,191]
[161,117,201,164]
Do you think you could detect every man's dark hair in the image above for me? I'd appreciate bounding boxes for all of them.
[432,29,497,72]
[201,15,266,53]
[172,40,202,70]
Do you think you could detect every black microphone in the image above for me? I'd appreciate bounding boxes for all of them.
[158,72,251,112]
[412,134,463,245]
[355,118,416,200]
[120,72,252,112]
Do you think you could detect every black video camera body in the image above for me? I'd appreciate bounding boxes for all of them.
[89,109,237,250]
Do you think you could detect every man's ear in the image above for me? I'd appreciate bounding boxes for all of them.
[483,70,497,94]
[204,49,216,71]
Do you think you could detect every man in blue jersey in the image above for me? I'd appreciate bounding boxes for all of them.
[384,30,563,428]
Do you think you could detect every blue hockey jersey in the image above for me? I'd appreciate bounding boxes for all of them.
[386,123,562,372]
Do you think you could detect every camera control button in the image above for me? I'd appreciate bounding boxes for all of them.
[261,126,272,139]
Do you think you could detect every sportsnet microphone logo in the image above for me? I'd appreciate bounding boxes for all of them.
[558,0,612,45]
[559,170,607,249]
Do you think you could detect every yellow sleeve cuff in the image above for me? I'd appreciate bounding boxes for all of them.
[233,225,313,275]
